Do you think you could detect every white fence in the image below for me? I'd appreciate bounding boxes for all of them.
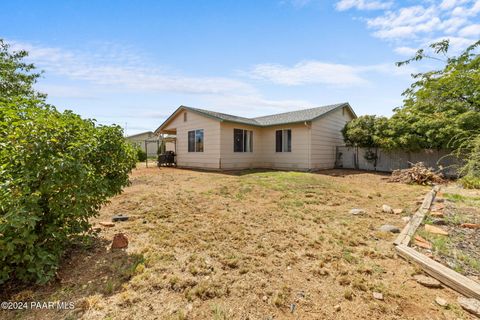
[335,147,460,178]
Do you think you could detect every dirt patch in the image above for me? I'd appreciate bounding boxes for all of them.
[1,167,474,319]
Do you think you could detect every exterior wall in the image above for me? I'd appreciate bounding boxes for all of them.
[219,122,264,169]
[126,132,156,156]
[257,123,311,170]
[163,110,221,169]
[310,107,354,170]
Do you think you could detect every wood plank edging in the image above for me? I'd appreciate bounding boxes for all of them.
[393,186,438,246]
[396,244,480,300]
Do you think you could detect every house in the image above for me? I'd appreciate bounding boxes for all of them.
[125,131,175,157]
[155,103,356,170]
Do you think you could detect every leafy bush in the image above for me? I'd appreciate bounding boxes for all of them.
[458,134,480,189]
[0,98,137,284]
[136,147,147,162]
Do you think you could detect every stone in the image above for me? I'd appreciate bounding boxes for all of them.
[401,216,411,223]
[431,203,445,211]
[382,204,393,214]
[262,295,268,302]
[112,215,129,222]
[99,221,115,227]
[290,303,296,313]
[111,233,129,249]
[334,304,341,312]
[460,223,480,229]
[414,275,442,288]
[457,297,480,317]
[435,297,448,307]
[379,224,400,233]
[425,224,449,236]
[432,219,447,225]
[373,292,384,300]
[414,235,432,249]
[350,208,366,215]
[393,208,404,214]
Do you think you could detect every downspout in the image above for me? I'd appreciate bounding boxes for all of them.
[304,121,311,171]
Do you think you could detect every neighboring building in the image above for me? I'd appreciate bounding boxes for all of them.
[155,103,356,170]
[125,131,157,157]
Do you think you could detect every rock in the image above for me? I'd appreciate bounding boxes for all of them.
[393,208,404,214]
[262,295,268,302]
[334,304,341,312]
[414,235,432,249]
[435,297,448,307]
[379,224,400,233]
[373,292,384,300]
[431,203,445,211]
[460,223,480,229]
[382,205,393,214]
[112,215,129,222]
[414,275,442,288]
[290,303,296,313]
[457,297,480,317]
[99,221,115,227]
[350,208,366,215]
[401,216,411,223]
[111,233,129,249]
[425,224,449,236]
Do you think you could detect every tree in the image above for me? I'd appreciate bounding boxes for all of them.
[0,40,137,284]
[341,115,388,148]
[0,39,46,101]
[391,40,480,150]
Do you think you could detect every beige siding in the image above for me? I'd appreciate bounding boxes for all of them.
[163,110,221,169]
[258,123,311,170]
[310,107,354,169]
[219,122,263,169]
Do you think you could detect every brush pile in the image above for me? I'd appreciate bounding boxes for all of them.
[389,162,444,185]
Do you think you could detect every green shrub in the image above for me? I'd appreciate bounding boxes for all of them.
[457,134,480,189]
[136,147,147,162]
[0,98,137,284]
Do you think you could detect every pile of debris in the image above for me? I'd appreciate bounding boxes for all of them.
[389,162,444,185]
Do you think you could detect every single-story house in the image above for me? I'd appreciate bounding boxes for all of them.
[154,102,356,171]
[126,131,175,157]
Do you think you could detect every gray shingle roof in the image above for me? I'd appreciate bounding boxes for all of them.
[186,103,351,126]
[156,102,355,133]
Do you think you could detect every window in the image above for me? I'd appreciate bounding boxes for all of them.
[234,129,253,152]
[184,112,187,122]
[275,129,291,152]
[188,129,204,152]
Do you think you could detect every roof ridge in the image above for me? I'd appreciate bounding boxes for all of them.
[253,103,348,120]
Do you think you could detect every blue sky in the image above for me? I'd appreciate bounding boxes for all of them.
[1,0,479,135]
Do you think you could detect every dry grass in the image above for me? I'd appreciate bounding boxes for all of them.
[1,167,474,319]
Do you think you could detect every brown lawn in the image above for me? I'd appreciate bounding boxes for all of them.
[1,166,475,319]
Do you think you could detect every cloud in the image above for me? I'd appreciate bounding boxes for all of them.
[9,40,254,95]
[336,0,392,11]
[247,61,368,86]
[244,60,415,87]
[458,23,480,37]
[337,0,480,56]
[394,46,418,56]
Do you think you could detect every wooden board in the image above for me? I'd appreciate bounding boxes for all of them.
[396,244,480,300]
[394,187,438,246]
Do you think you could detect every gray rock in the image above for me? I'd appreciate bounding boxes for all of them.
[350,208,366,215]
[458,297,480,317]
[334,304,341,312]
[379,224,401,233]
[414,275,442,288]
[382,204,393,214]
[373,292,384,300]
[435,297,448,307]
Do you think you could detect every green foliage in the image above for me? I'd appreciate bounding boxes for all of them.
[0,39,46,101]
[136,147,147,162]
[342,40,480,152]
[341,115,388,148]
[0,39,137,284]
[456,134,480,188]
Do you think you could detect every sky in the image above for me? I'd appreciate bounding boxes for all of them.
[1,0,479,135]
